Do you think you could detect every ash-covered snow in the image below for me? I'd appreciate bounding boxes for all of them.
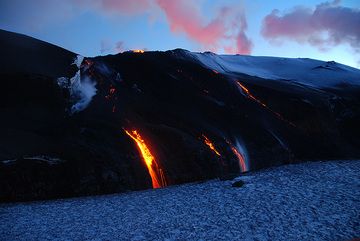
[1,160,359,241]
[189,52,360,88]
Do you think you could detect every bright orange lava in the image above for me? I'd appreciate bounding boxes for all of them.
[230,146,247,172]
[132,49,145,53]
[225,139,247,172]
[202,135,221,156]
[237,82,267,107]
[236,81,296,127]
[124,129,164,188]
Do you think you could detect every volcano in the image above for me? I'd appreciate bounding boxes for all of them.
[1,29,360,202]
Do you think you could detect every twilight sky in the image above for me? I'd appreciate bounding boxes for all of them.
[1,0,359,67]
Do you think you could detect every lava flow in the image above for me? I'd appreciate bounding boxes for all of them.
[230,146,247,172]
[132,49,145,53]
[236,81,296,127]
[124,129,165,188]
[237,81,267,107]
[226,139,247,172]
[202,134,221,156]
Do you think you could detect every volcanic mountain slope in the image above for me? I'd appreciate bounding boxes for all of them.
[0,29,360,202]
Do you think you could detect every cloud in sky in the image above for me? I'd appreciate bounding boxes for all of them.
[115,41,125,53]
[156,0,225,46]
[156,0,252,54]
[1,0,253,55]
[99,39,125,54]
[2,0,359,64]
[262,0,360,54]
[84,0,253,54]
[100,39,114,54]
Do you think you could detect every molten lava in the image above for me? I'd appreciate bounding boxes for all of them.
[124,129,165,188]
[105,85,116,100]
[230,146,247,172]
[109,87,116,95]
[237,82,267,107]
[202,135,221,156]
[236,81,296,127]
[132,49,145,53]
[225,139,247,172]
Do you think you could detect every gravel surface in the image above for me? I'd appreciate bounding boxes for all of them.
[1,160,359,241]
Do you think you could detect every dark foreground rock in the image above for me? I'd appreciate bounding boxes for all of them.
[232,180,245,187]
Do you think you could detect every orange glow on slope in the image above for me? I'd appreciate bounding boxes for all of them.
[236,81,296,127]
[237,82,267,107]
[124,129,164,188]
[202,135,221,156]
[105,86,116,100]
[132,49,145,53]
[230,146,247,172]
[226,139,247,172]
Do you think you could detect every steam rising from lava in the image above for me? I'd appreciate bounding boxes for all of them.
[124,129,166,188]
[70,75,97,113]
[57,55,97,114]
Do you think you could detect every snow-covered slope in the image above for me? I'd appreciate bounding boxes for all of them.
[185,51,360,88]
[1,160,359,241]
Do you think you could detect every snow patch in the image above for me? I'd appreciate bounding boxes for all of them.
[188,52,360,88]
[1,159,16,164]
[1,156,65,165]
[23,155,65,165]
[268,129,289,151]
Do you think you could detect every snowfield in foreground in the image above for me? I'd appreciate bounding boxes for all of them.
[1,160,359,241]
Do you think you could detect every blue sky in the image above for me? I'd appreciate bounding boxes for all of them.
[0,0,359,67]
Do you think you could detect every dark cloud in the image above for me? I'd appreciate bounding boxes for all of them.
[262,0,360,53]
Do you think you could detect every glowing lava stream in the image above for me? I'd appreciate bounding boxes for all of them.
[236,81,296,127]
[132,49,145,53]
[226,139,248,172]
[124,129,165,188]
[231,146,247,172]
[202,135,221,156]
[237,82,267,107]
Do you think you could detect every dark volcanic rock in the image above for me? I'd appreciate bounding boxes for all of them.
[0,30,360,202]
[232,180,245,188]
